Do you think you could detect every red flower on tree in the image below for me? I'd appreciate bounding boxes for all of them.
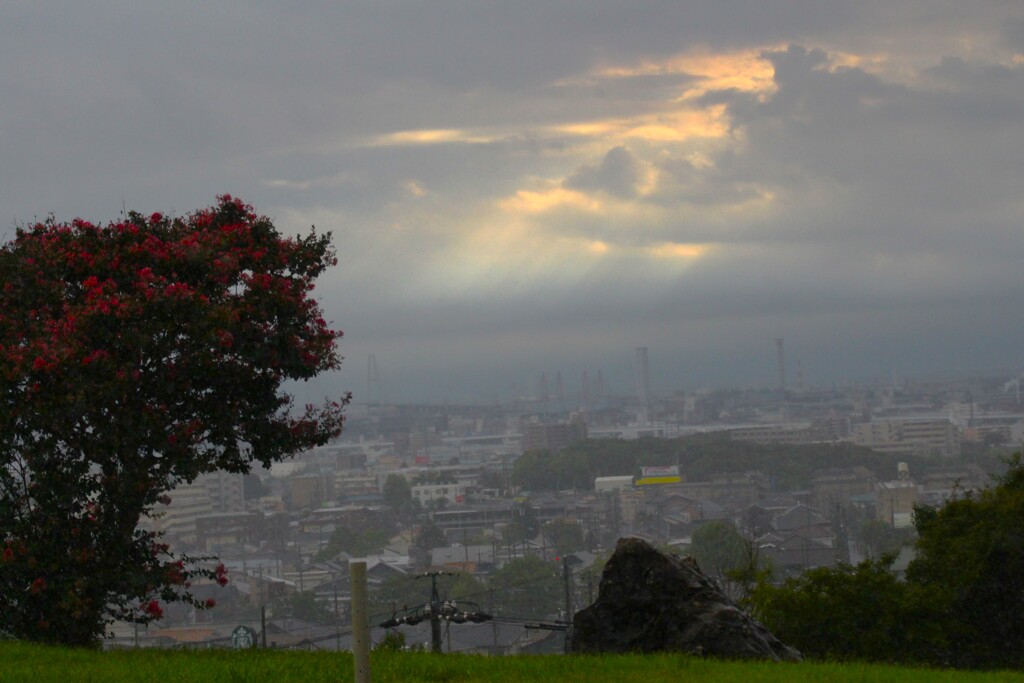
[214,563,229,587]
[143,600,163,619]
[0,197,348,646]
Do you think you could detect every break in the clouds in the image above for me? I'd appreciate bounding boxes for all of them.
[2,2,1023,402]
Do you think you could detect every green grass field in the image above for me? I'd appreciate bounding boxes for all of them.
[2,643,1024,683]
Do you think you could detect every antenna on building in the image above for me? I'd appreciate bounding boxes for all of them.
[539,372,549,401]
[366,354,381,406]
[775,338,785,391]
[635,347,652,421]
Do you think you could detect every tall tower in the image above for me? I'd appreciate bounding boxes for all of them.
[635,347,652,420]
[775,338,785,391]
[366,354,381,406]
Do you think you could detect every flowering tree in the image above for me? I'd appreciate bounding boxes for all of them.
[0,196,347,645]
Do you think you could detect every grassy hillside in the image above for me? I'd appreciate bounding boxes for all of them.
[2,643,1023,683]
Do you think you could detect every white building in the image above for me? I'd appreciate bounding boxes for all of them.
[595,475,634,492]
[411,482,466,506]
[851,418,960,457]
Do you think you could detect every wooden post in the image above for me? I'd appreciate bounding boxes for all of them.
[261,605,267,649]
[351,561,371,683]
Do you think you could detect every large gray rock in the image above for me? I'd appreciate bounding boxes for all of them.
[570,537,800,661]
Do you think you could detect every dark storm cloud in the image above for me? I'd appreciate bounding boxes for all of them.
[2,2,1023,400]
[565,147,645,198]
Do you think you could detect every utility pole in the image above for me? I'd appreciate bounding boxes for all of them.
[431,576,442,654]
[419,571,451,654]
[351,561,371,683]
[257,563,267,648]
[380,576,492,654]
[562,557,574,653]
[490,587,498,656]
[334,572,341,652]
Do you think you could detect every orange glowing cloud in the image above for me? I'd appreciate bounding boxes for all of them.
[549,105,729,144]
[499,187,604,214]
[368,128,497,146]
[403,180,428,197]
[592,48,778,100]
[647,242,712,260]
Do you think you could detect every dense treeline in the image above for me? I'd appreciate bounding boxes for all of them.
[512,433,991,492]
[750,455,1024,669]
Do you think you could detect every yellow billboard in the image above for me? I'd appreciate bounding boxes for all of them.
[635,466,681,486]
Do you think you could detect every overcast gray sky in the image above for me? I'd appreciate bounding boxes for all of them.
[3,2,1023,403]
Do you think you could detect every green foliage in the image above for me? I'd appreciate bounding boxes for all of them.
[0,197,346,646]
[412,521,448,553]
[857,520,915,560]
[369,571,483,616]
[279,590,335,625]
[543,518,586,556]
[904,454,1024,669]
[753,454,1024,669]
[688,521,749,580]
[374,629,407,652]
[315,525,392,561]
[749,557,947,664]
[511,434,961,492]
[489,556,562,620]
[382,474,412,510]
[509,449,558,492]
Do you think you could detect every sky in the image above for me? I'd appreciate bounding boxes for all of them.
[2,2,1023,404]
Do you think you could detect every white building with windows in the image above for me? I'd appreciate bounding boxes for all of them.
[412,482,466,505]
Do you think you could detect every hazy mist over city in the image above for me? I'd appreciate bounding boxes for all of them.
[3,3,1024,403]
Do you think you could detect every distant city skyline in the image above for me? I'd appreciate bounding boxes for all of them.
[326,347,1024,407]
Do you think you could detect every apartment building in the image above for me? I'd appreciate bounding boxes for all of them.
[852,418,961,457]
